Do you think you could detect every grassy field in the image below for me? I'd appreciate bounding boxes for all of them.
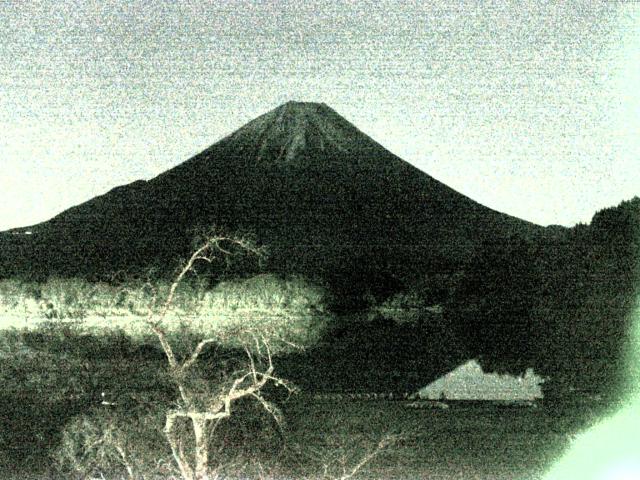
[282,398,600,480]
[0,393,597,479]
[0,276,613,479]
[0,318,605,480]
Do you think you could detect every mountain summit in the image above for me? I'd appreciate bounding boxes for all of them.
[165,100,409,174]
[1,102,541,294]
[221,101,386,165]
[228,102,362,163]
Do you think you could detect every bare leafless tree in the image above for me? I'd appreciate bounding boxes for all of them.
[141,233,294,480]
[55,232,396,480]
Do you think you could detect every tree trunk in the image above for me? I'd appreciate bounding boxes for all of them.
[165,413,195,480]
[192,414,210,480]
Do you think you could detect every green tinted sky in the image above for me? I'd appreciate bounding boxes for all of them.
[1,1,638,230]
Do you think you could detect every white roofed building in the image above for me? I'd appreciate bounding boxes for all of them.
[419,359,545,401]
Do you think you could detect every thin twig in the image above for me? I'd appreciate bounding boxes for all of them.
[181,338,218,371]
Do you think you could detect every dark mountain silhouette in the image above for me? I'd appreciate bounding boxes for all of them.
[1,102,637,396]
[1,102,541,298]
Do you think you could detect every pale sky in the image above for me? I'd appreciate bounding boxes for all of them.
[1,1,639,231]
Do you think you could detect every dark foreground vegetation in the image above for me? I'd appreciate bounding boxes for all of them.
[2,198,638,394]
[0,322,609,479]
[0,198,638,479]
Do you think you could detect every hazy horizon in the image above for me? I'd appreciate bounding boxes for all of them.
[2,1,639,230]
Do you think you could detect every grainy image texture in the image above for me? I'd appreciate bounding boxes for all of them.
[0,1,639,479]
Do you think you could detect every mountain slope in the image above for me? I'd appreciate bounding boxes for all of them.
[5,102,635,396]
[2,102,541,295]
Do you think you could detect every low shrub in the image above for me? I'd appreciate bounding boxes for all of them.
[55,406,174,480]
[368,290,442,325]
[55,398,288,480]
[0,274,332,349]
